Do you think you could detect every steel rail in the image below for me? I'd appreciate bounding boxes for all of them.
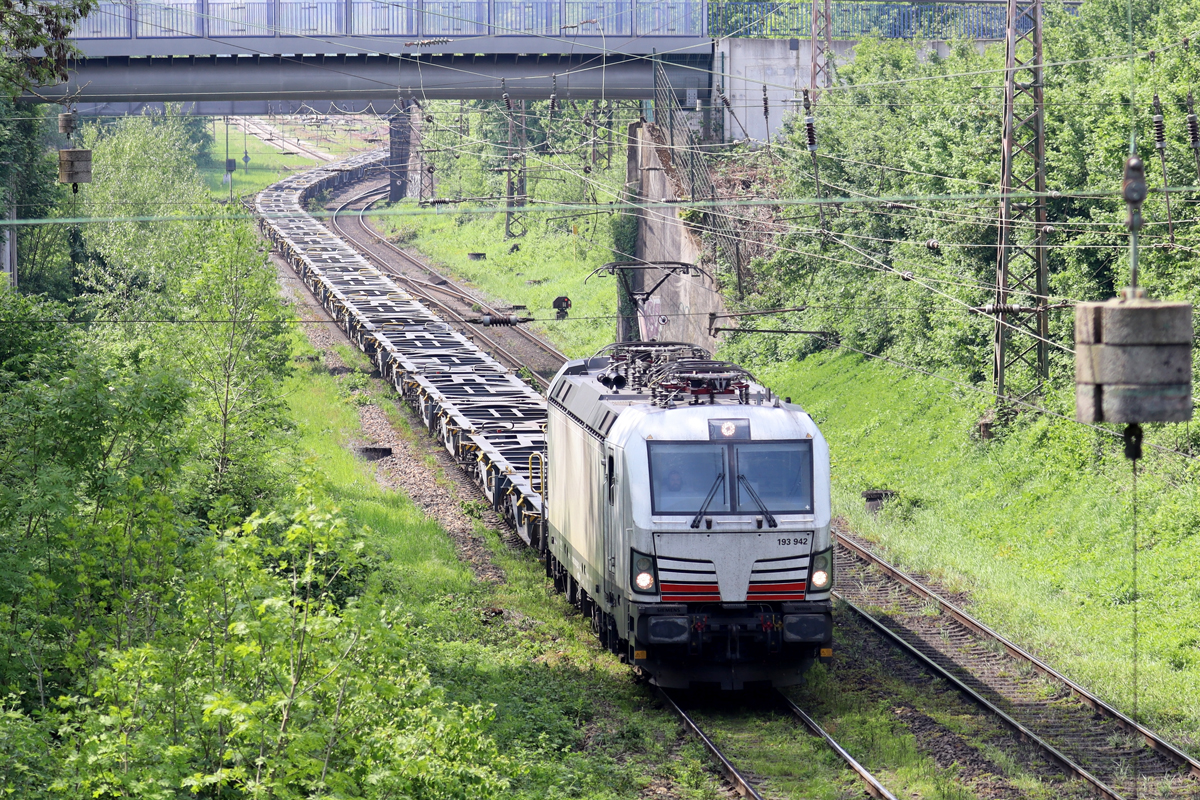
[353,189,570,364]
[657,689,765,800]
[836,533,1200,781]
[834,591,1126,800]
[775,691,898,800]
[326,188,551,390]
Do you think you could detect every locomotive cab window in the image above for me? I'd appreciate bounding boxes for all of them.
[648,440,813,516]
[734,442,813,513]
[648,443,730,514]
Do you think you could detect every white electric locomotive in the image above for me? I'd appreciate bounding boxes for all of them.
[545,342,833,689]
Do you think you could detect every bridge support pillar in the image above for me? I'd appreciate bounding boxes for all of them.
[389,109,411,203]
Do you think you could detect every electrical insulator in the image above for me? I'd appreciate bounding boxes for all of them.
[762,85,769,116]
[717,90,732,109]
[501,78,512,111]
[1188,93,1200,151]
[802,88,812,113]
[925,239,940,252]
[425,115,434,124]
[477,315,529,326]
[805,116,817,151]
[1152,95,1166,150]
[583,165,592,174]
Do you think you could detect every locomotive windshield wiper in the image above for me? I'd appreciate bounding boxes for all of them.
[690,473,726,529]
[737,474,778,528]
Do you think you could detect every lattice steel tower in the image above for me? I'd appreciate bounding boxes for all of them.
[994,0,1048,399]
[810,0,833,96]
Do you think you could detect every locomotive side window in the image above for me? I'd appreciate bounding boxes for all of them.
[734,442,813,513]
[648,443,729,514]
[607,454,615,504]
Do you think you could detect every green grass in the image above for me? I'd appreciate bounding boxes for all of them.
[369,202,621,358]
[198,131,329,199]
[283,332,737,797]
[757,349,1200,754]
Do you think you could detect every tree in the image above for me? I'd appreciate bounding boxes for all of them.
[172,220,292,509]
[0,0,96,95]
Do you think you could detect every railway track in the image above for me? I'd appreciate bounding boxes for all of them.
[326,182,567,387]
[660,688,897,800]
[833,528,1200,800]
[264,159,1199,799]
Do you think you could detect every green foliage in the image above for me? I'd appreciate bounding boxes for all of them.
[171,220,294,509]
[0,101,73,298]
[38,492,508,800]
[765,351,1200,750]
[0,2,95,94]
[723,0,1200,399]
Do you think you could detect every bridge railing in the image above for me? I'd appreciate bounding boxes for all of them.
[709,0,1081,40]
[70,0,706,39]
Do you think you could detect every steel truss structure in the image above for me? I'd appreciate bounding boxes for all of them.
[993,0,1048,399]
[810,0,833,96]
[256,151,548,546]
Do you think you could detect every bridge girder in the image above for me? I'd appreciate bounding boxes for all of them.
[25,52,712,108]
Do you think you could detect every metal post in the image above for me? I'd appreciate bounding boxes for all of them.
[993,0,1048,401]
[389,105,411,203]
[2,206,14,290]
[810,0,832,97]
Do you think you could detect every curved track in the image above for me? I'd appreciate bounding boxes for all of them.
[255,154,1199,800]
[327,182,566,387]
[833,529,1200,800]
[255,152,550,547]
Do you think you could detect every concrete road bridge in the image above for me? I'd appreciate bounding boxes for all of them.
[26,0,1039,115]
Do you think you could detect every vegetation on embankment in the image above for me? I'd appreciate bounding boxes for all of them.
[756,350,1200,752]
[0,111,747,798]
[702,0,1200,752]
[367,100,643,358]
[373,206,621,357]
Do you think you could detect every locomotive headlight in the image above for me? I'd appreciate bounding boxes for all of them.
[631,549,658,594]
[809,547,833,591]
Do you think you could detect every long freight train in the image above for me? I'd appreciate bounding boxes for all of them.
[256,153,834,690]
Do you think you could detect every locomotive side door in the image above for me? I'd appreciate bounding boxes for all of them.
[603,446,619,594]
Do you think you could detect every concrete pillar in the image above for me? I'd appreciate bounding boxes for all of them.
[388,108,411,203]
